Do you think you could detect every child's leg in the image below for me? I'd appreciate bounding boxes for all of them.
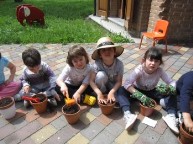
[0,81,21,98]
[116,87,131,112]
[95,71,108,93]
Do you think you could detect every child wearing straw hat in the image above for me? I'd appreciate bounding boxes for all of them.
[90,37,137,130]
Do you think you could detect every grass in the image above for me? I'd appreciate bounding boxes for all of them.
[0,0,131,44]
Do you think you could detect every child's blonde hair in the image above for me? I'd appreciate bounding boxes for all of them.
[66,45,89,67]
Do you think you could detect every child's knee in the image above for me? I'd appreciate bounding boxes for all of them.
[95,71,108,85]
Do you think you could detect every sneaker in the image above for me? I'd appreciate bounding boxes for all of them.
[124,111,137,130]
[24,100,30,108]
[177,111,183,124]
[14,94,22,101]
[162,114,179,134]
[48,98,57,107]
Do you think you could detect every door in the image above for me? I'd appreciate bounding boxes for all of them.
[124,0,134,30]
[97,0,109,18]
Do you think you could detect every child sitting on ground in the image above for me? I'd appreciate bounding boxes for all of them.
[89,37,137,129]
[117,47,179,134]
[19,48,60,107]
[0,52,21,98]
[56,45,93,105]
[176,71,193,133]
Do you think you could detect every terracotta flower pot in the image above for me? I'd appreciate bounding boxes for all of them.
[98,101,115,115]
[30,94,47,114]
[140,99,156,117]
[0,97,16,119]
[179,123,193,144]
[62,103,81,124]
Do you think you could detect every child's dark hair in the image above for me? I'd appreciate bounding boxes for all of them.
[143,47,163,65]
[22,48,41,67]
[66,45,89,67]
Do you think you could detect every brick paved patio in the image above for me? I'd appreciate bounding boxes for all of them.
[0,43,193,144]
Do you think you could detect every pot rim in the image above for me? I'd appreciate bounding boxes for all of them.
[30,94,47,105]
[180,123,193,137]
[62,103,81,116]
[0,97,14,110]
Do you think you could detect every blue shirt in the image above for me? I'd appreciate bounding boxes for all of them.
[0,57,9,84]
[176,71,193,113]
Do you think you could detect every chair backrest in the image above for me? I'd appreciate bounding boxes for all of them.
[154,20,169,37]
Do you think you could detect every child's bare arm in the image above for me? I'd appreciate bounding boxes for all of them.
[73,83,88,102]
[6,62,16,83]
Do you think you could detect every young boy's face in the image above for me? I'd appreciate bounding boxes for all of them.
[28,65,40,73]
[99,47,115,61]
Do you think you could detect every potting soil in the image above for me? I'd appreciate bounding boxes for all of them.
[63,104,79,114]
[0,98,12,107]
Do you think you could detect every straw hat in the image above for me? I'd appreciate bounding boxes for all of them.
[91,37,124,60]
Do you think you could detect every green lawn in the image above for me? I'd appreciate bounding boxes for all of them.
[0,0,131,44]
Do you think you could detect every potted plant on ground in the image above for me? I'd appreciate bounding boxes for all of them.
[62,103,81,124]
[140,99,156,116]
[0,97,16,119]
[29,94,48,114]
[98,98,115,115]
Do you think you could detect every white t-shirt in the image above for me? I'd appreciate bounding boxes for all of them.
[58,64,92,86]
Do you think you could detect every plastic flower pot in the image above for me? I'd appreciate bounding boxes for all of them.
[179,123,193,144]
[62,103,81,124]
[140,99,156,117]
[30,94,47,114]
[98,101,115,115]
[0,97,16,119]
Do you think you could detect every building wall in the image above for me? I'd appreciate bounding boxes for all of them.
[147,0,193,43]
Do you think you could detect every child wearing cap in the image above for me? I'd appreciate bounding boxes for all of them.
[90,37,137,130]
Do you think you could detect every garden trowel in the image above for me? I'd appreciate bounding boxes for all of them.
[22,96,40,103]
[64,92,76,106]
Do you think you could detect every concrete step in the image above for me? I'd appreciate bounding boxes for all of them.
[89,14,141,43]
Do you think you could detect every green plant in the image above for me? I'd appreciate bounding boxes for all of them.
[0,0,130,44]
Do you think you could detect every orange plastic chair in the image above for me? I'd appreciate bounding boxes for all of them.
[139,20,169,52]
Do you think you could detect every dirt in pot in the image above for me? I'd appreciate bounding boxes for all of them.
[63,104,79,114]
[0,98,12,107]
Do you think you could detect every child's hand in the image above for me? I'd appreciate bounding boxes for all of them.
[107,93,115,104]
[98,94,107,104]
[73,92,81,103]
[23,85,31,94]
[60,86,68,97]
[5,77,13,85]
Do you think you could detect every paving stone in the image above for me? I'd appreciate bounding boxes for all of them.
[0,117,8,128]
[51,115,67,130]
[157,128,178,144]
[80,119,105,140]
[79,111,96,125]
[37,111,61,126]
[43,125,76,144]
[105,121,124,137]
[25,110,40,122]
[90,129,115,144]
[67,133,89,144]
[31,124,57,144]
[89,107,102,117]
[0,124,16,140]
[153,119,167,135]
[15,120,43,141]
[132,119,147,134]
[10,116,28,130]
[96,114,112,126]
[115,130,139,144]
[135,127,161,144]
